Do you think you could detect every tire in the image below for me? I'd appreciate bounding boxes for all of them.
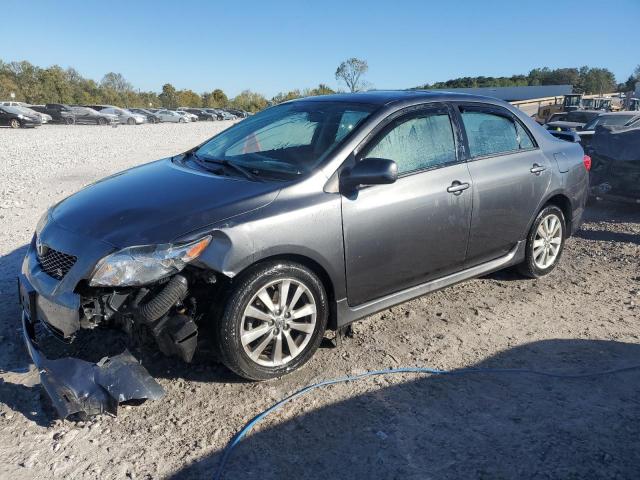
[97,117,107,126]
[517,205,566,278]
[64,116,75,125]
[127,117,135,125]
[215,261,328,380]
[179,118,186,123]
[9,118,20,129]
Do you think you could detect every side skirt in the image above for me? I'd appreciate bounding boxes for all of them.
[335,241,525,328]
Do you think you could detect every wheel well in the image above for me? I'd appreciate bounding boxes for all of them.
[242,254,338,330]
[545,194,572,234]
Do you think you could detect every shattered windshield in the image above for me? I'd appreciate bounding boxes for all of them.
[194,101,376,177]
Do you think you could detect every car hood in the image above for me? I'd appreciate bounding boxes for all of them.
[51,158,281,247]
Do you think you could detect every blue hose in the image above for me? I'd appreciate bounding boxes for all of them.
[214,364,640,479]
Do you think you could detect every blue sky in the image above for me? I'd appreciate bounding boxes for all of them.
[2,0,638,97]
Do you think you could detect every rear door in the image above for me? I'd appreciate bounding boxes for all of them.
[341,104,473,306]
[455,103,552,267]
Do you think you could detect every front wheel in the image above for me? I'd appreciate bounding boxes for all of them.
[215,261,328,380]
[97,117,107,126]
[518,205,566,278]
[127,117,135,125]
[179,118,186,123]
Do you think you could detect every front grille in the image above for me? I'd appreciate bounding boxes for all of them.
[37,247,77,280]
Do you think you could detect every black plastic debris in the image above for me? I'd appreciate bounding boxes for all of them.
[22,314,164,419]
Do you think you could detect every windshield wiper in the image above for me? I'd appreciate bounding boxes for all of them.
[180,150,256,181]
[199,157,261,182]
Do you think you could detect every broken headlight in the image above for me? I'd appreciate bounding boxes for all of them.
[89,236,211,287]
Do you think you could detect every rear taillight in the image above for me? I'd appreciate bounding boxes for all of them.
[583,155,591,171]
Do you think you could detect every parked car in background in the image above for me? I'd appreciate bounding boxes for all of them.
[181,108,217,121]
[211,109,237,120]
[19,90,590,415]
[176,109,198,122]
[30,104,76,124]
[155,109,188,123]
[224,108,248,118]
[129,108,162,124]
[0,105,42,128]
[1,103,52,124]
[545,110,602,133]
[577,111,640,146]
[203,108,224,120]
[100,107,146,125]
[69,106,119,125]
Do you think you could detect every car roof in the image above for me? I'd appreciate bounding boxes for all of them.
[595,111,640,116]
[289,89,511,106]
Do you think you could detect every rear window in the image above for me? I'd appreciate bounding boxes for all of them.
[461,110,535,158]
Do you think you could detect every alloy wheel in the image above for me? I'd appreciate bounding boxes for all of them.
[532,213,562,269]
[240,278,317,367]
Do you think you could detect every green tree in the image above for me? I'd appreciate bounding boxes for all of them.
[577,67,616,94]
[335,58,369,92]
[159,83,179,108]
[177,89,202,107]
[100,72,133,93]
[230,90,268,112]
[271,89,302,104]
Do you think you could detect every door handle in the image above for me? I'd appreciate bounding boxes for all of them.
[447,181,470,195]
[530,164,546,175]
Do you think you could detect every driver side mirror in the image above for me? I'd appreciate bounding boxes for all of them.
[340,158,398,191]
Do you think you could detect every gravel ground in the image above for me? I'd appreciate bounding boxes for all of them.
[0,123,639,480]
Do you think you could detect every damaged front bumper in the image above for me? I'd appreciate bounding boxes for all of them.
[19,274,165,419]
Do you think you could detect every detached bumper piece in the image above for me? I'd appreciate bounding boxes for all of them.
[22,314,165,419]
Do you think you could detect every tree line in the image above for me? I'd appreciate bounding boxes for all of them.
[1,58,637,114]
[0,59,339,113]
[415,66,638,95]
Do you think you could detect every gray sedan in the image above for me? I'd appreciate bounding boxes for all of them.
[101,107,146,125]
[21,90,590,405]
[156,109,189,123]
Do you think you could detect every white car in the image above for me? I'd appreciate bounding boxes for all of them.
[176,110,198,122]
[156,109,189,123]
[100,107,146,125]
[1,101,53,124]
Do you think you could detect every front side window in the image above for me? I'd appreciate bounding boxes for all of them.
[196,101,376,177]
[461,110,534,158]
[363,111,456,174]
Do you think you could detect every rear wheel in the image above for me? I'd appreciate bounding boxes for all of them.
[518,205,566,278]
[215,261,328,380]
[9,118,20,129]
[179,117,186,123]
[97,117,107,126]
[127,117,135,125]
[64,116,75,125]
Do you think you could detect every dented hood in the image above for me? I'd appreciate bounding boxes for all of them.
[51,158,280,247]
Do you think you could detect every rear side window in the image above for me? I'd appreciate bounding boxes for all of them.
[364,112,456,174]
[461,110,535,158]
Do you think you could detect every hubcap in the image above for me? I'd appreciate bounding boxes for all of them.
[241,278,317,367]
[533,213,562,269]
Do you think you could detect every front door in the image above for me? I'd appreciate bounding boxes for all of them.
[341,105,472,306]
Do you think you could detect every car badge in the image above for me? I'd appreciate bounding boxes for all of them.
[36,237,48,257]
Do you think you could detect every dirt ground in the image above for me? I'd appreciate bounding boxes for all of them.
[0,124,639,480]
